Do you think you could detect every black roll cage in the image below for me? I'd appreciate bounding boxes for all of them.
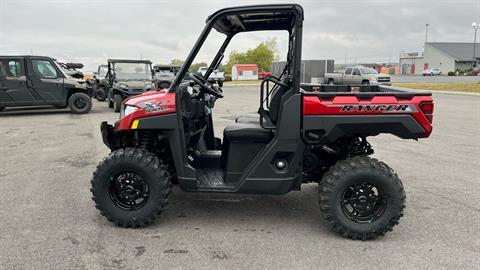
[169,4,304,94]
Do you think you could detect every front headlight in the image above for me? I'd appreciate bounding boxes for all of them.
[122,105,139,118]
[368,76,377,82]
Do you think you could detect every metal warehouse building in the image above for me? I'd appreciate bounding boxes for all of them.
[272,60,334,83]
[399,42,480,75]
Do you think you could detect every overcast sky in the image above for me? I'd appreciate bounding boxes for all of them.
[1,0,479,71]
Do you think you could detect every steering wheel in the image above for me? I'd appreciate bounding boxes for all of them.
[190,73,224,98]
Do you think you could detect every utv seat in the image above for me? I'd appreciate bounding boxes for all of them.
[223,122,273,143]
[235,78,291,125]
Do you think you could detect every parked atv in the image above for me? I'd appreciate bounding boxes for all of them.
[105,59,155,112]
[152,64,180,90]
[0,55,93,113]
[93,65,109,101]
[91,4,434,239]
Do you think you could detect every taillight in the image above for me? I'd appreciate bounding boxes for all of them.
[419,102,434,123]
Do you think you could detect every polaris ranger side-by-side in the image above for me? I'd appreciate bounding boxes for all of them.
[0,55,93,114]
[91,4,434,240]
[105,59,156,112]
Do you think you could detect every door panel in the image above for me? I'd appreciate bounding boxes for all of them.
[351,68,361,84]
[0,58,34,106]
[343,68,352,84]
[27,58,65,104]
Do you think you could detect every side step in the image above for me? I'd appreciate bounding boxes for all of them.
[194,150,233,189]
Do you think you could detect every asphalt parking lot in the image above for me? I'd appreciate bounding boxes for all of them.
[0,85,479,269]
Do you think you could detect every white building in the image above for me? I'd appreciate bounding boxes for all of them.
[399,42,480,75]
[231,64,258,80]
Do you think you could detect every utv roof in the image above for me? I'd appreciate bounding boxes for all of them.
[108,59,152,64]
[0,55,54,59]
[207,4,304,35]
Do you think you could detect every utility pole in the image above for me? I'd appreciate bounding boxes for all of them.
[473,22,478,68]
[425,23,429,44]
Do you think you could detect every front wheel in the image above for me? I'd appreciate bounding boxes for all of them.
[318,156,405,240]
[113,94,123,112]
[68,93,92,114]
[91,148,171,228]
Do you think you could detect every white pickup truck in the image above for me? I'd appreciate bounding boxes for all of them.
[325,66,391,86]
[198,67,225,87]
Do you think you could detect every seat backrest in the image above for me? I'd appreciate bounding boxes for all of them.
[268,78,291,124]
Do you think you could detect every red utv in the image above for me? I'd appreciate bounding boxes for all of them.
[91,4,434,240]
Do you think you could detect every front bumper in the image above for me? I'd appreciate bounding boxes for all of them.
[101,121,116,150]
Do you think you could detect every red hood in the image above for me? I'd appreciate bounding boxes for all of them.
[124,90,168,106]
[115,91,176,131]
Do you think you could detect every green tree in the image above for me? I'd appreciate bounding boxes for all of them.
[225,38,279,75]
[169,59,184,66]
[189,62,208,72]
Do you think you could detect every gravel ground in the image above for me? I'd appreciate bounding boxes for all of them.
[0,86,478,269]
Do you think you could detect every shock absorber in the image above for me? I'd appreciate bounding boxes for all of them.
[138,131,152,149]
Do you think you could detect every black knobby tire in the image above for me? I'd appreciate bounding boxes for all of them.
[68,93,92,114]
[318,156,405,240]
[91,148,171,228]
[95,89,107,101]
[113,94,123,112]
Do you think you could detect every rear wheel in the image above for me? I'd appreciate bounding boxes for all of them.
[95,88,107,101]
[113,94,123,112]
[318,156,405,240]
[68,93,92,114]
[91,148,171,228]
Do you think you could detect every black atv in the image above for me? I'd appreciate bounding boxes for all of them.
[105,59,156,112]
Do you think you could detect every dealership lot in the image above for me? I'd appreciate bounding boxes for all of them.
[0,85,479,269]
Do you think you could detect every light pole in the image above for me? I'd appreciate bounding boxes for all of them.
[473,22,478,68]
[425,23,429,44]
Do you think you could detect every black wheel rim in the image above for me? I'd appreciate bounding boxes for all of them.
[108,171,149,211]
[341,181,386,223]
[74,98,87,108]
